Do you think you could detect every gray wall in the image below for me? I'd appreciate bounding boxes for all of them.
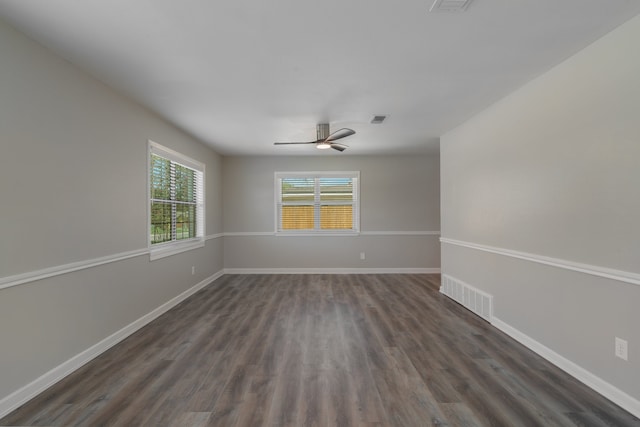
[441,14,640,402]
[0,15,440,410]
[222,155,440,270]
[0,18,223,403]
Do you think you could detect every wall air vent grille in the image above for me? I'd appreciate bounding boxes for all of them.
[440,274,492,322]
[429,0,473,13]
[371,115,387,124]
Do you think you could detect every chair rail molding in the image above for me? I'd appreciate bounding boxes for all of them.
[440,237,640,287]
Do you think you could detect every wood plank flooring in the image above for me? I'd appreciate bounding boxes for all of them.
[2,274,638,426]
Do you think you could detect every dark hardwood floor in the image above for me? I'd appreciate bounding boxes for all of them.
[2,274,638,426]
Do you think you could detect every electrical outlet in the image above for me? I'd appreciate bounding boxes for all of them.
[360,252,365,260]
[191,266,195,275]
[615,337,628,361]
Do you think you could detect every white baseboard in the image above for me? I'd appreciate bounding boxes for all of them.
[0,270,224,419]
[492,316,640,419]
[223,268,441,275]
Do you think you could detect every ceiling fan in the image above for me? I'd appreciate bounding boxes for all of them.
[274,123,355,152]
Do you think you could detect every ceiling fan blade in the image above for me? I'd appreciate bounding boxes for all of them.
[273,141,316,145]
[330,142,348,152]
[326,128,355,142]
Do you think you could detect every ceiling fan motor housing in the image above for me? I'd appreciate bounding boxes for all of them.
[317,123,330,141]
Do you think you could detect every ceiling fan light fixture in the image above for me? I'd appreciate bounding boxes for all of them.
[316,141,331,149]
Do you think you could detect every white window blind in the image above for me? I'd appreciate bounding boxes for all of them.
[275,171,359,234]
[149,141,204,258]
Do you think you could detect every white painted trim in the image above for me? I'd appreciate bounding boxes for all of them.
[147,140,206,256]
[0,248,149,291]
[275,232,360,237]
[223,232,275,237]
[0,231,434,290]
[440,237,640,287]
[491,316,640,419]
[274,171,361,234]
[222,231,440,237]
[0,270,224,419]
[148,140,206,172]
[149,239,204,261]
[360,231,441,236]
[0,235,223,290]
[224,268,441,275]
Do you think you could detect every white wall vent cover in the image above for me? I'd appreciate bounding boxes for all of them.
[429,0,473,13]
[441,274,492,322]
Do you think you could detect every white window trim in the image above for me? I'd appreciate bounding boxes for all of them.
[274,171,360,235]
[148,140,205,260]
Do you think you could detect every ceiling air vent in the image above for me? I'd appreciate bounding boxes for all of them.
[371,115,387,124]
[429,0,473,13]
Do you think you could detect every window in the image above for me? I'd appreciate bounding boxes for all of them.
[149,141,204,259]
[275,171,359,234]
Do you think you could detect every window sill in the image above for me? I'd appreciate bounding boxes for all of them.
[275,231,360,237]
[149,238,205,261]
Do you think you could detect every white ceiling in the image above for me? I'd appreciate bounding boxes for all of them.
[1,0,639,156]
